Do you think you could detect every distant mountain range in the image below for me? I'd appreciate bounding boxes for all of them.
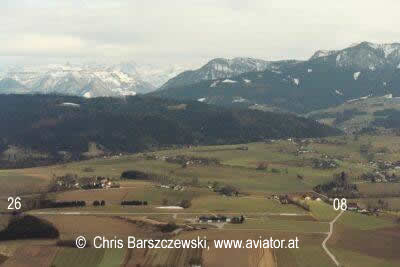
[0,62,191,97]
[155,42,400,113]
[2,42,400,112]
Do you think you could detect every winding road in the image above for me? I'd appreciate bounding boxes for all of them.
[322,210,344,266]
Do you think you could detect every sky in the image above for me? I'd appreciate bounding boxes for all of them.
[1,0,400,66]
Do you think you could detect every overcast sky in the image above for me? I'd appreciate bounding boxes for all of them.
[1,0,400,66]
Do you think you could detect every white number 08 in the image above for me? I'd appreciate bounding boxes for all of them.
[7,197,22,210]
[333,198,347,211]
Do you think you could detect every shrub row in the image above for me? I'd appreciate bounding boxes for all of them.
[40,200,86,208]
[121,200,148,206]
[93,200,106,206]
[121,170,149,180]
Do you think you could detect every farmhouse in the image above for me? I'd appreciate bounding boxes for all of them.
[158,184,185,191]
[279,195,290,204]
[198,215,227,223]
[198,215,244,224]
[347,203,359,211]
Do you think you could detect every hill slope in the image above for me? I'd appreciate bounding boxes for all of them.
[307,94,400,133]
[160,57,299,90]
[0,94,340,166]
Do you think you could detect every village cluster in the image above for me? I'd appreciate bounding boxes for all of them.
[51,174,120,192]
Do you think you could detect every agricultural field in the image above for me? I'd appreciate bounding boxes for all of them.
[1,135,400,266]
[358,183,400,196]
[2,245,59,267]
[308,201,340,222]
[356,197,400,211]
[224,218,329,233]
[275,233,336,267]
[0,170,47,198]
[52,248,105,267]
[97,249,126,267]
[329,223,400,267]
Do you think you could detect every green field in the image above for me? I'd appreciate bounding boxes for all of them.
[2,136,392,201]
[224,218,329,233]
[337,211,395,230]
[308,201,340,222]
[52,248,105,267]
[0,170,45,197]
[190,196,306,213]
[331,248,400,267]
[358,183,400,196]
[98,248,126,267]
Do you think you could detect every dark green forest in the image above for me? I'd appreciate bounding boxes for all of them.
[0,94,340,166]
[373,109,400,129]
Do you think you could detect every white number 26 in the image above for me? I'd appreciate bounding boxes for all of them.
[7,197,22,210]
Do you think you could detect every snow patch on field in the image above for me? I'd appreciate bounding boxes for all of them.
[335,90,343,96]
[232,97,247,103]
[347,95,372,102]
[210,81,219,87]
[308,69,313,73]
[243,79,251,83]
[353,72,361,80]
[271,70,282,74]
[156,206,184,210]
[383,94,393,99]
[60,102,80,107]
[222,79,237,83]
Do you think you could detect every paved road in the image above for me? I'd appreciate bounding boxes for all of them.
[322,210,344,266]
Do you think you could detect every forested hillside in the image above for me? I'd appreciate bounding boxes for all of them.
[0,94,340,166]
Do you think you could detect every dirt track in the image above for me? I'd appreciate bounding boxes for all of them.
[322,210,344,266]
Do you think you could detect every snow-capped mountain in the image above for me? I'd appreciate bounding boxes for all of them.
[0,64,151,97]
[108,62,192,89]
[0,62,194,97]
[309,42,400,70]
[156,42,400,113]
[160,57,298,90]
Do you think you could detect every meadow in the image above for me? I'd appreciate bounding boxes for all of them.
[1,135,400,266]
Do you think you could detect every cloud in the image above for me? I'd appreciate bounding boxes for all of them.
[0,34,85,56]
[1,0,400,65]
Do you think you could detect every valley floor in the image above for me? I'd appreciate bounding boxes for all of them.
[1,135,400,266]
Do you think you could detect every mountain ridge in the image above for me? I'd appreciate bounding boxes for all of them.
[155,41,400,113]
[0,62,193,97]
[160,57,300,90]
